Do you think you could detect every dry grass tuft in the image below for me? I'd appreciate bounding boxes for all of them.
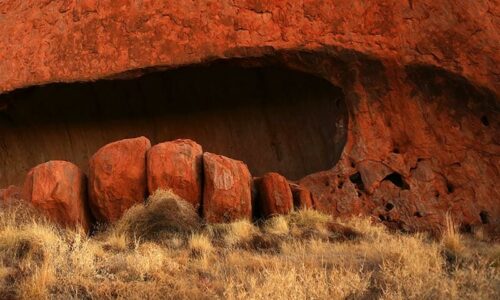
[0,197,498,299]
[286,208,332,228]
[188,233,214,265]
[442,213,464,264]
[263,215,289,235]
[114,189,202,241]
[208,219,259,247]
[102,232,130,252]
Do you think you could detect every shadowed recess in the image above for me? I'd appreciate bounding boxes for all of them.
[0,61,348,186]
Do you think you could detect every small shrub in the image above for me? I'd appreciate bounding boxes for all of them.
[114,190,201,240]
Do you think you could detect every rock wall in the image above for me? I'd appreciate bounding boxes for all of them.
[0,0,498,235]
[0,63,347,185]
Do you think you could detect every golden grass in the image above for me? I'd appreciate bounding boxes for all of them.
[113,189,201,241]
[263,215,289,235]
[0,193,498,299]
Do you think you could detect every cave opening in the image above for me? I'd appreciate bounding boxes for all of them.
[0,60,348,186]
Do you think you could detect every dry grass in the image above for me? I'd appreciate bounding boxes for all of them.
[0,193,498,299]
[113,189,202,241]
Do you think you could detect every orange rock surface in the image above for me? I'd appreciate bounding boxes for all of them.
[147,139,203,209]
[88,137,151,223]
[0,1,498,235]
[256,173,294,217]
[22,161,91,231]
[203,153,252,223]
[289,183,313,210]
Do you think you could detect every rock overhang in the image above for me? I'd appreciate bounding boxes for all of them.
[0,56,350,186]
[0,0,498,237]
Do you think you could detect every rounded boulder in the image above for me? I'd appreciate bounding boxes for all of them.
[23,161,92,231]
[88,136,151,223]
[147,139,202,209]
[203,152,252,223]
[256,172,294,217]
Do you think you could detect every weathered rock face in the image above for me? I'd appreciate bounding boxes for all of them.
[22,161,91,231]
[0,1,498,235]
[203,153,252,223]
[0,64,346,185]
[299,64,499,235]
[88,137,151,223]
[256,173,293,217]
[289,183,313,210]
[147,139,203,209]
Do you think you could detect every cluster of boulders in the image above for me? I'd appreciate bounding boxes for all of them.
[0,137,313,232]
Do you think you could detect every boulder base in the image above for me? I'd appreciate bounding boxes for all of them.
[289,183,314,210]
[203,153,252,223]
[147,139,202,209]
[257,173,294,217]
[23,161,91,231]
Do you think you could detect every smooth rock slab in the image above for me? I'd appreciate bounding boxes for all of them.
[147,139,202,209]
[22,161,92,231]
[88,136,151,223]
[203,153,252,223]
[256,172,294,217]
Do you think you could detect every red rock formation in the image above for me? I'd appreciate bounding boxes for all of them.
[0,65,345,186]
[256,173,294,217]
[203,153,252,223]
[22,161,91,231]
[147,139,203,209]
[0,1,498,235]
[88,137,151,223]
[289,183,314,210]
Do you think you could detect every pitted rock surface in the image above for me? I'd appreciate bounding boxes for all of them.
[0,1,498,235]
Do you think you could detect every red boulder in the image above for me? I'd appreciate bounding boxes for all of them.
[88,136,151,223]
[256,173,294,217]
[23,161,92,231]
[289,182,314,210]
[147,139,203,209]
[203,153,252,223]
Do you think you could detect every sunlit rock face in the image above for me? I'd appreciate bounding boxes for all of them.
[0,1,498,236]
